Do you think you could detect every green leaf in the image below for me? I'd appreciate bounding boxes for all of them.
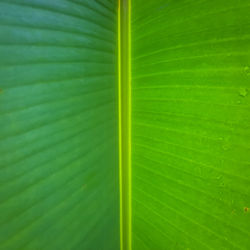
[0,0,119,249]
[1,0,250,249]
[131,0,250,249]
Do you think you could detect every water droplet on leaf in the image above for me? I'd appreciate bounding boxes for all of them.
[244,66,250,74]
[239,88,248,97]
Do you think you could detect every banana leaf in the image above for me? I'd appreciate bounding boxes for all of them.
[131,1,250,249]
[0,0,250,250]
[0,0,119,249]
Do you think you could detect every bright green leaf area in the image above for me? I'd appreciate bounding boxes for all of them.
[131,0,250,250]
[0,0,119,249]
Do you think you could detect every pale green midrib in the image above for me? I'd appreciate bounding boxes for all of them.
[118,0,131,250]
